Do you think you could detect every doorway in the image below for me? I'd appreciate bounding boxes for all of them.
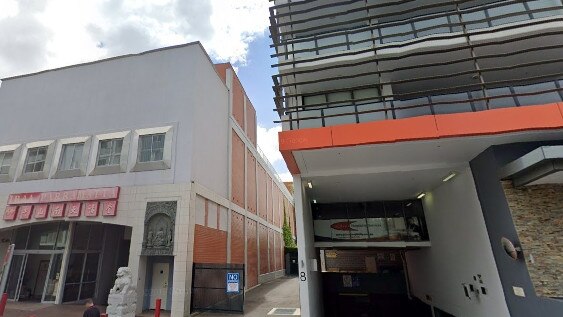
[5,253,64,303]
[149,262,170,309]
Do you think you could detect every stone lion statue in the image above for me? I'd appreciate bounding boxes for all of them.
[110,267,135,295]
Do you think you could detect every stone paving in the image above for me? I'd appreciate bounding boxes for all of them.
[3,276,299,317]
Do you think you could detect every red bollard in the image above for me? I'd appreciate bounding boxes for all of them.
[154,298,161,317]
[0,292,8,316]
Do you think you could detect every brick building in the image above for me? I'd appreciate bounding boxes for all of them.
[0,43,294,317]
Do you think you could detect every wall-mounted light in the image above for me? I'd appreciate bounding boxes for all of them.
[501,237,522,260]
[307,181,313,189]
[417,192,426,199]
[312,199,317,204]
[442,171,457,182]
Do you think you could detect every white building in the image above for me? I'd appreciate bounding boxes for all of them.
[0,42,294,317]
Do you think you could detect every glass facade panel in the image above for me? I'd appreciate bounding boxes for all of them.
[56,223,69,250]
[414,16,452,37]
[59,143,84,171]
[0,151,13,175]
[317,34,347,55]
[97,138,123,166]
[14,227,30,250]
[28,223,60,250]
[72,223,90,251]
[43,254,63,302]
[87,224,104,251]
[82,253,99,283]
[487,3,529,27]
[379,23,415,44]
[528,0,563,19]
[138,133,165,162]
[24,146,47,173]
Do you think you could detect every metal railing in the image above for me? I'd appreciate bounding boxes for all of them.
[269,0,563,127]
[278,79,563,130]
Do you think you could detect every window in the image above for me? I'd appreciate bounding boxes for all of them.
[24,146,48,173]
[0,151,13,175]
[59,143,84,171]
[97,138,123,166]
[138,134,165,162]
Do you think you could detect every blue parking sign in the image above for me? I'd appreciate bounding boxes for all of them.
[226,272,240,293]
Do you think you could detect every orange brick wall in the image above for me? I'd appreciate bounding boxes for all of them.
[230,212,245,264]
[193,225,227,264]
[245,97,257,147]
[267,176,273,223]
[259,224,269,274]
[246,219,258,288]
[246,149,257,214]
[232,75,245,129]
[269,229,275,273]
[231,131,245,208]
[257,164,267,220]
[274,233,281,271]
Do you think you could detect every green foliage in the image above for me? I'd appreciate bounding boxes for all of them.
[283,208,296,248]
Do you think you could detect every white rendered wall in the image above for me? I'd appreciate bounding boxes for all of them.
[0,43,229,194]
[406,167,510,317]
[294,177,323,317]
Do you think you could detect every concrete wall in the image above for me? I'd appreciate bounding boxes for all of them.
[471,142,563,317]
[406,167,510,317]
[294,177,324,317]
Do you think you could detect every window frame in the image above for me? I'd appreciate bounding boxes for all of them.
[0,151,13,175]
[0,144,21,183]
[16,140,55,182]
[130,126,174,172]
[96,138,123,167]
[89,131,130,176]
[137,133,166,163]
[58,143,85,172]
[51,137,91,179]
[25,146,48,173]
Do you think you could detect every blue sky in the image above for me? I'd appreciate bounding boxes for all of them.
[237,36,279,130]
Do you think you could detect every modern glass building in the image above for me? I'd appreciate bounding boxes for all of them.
[270,1,563,316]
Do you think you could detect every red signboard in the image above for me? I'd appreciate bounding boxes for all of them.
[3,206,17,221]
[101,200,118,217]
[66,202,81,218]
[18,205,33,220]
[4,187,120,221]
[84,201,99,217]
[7,187,120,205]
[50,203,66,218]
[34,204,49,219]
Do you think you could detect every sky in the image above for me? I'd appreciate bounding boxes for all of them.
[0,0,291,181]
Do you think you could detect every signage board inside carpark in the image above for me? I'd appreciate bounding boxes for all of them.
[226,272,240,293]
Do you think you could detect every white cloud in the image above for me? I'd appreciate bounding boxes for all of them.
[257,123,292,179]
[257,124,283,166]
[278,172,294,183]
[0,0,270,78]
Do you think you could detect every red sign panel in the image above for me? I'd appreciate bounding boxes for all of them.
[5,187,120,221]
[66,202,81,218]
[18,205,33,220]
[84,201,99,217]
[8,187,120,205]
[50,203,66,218]
[35,204,49,219]
[3,206,18,221]
[102,200,118,217]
